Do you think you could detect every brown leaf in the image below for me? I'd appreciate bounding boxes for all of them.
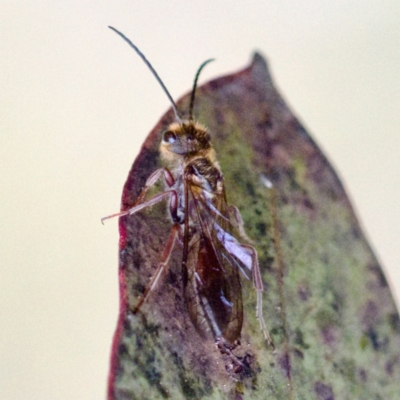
[107,53,400,399]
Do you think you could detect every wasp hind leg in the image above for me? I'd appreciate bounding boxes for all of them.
[240,243,274,348]
[227,205,255,244]
[215,223,274,347]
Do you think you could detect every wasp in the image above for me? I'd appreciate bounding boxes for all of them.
[103,27,271,352]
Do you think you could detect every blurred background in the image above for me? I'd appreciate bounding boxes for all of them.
[1,2,399,399]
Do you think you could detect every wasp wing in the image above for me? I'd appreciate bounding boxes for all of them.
[182,180,244,344]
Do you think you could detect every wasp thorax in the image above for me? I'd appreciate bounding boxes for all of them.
[160,121,211,160]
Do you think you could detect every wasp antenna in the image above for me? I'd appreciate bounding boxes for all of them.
[188,58,215,121]
[108,26,182,124]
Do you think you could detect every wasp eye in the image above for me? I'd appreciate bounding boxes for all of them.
[163,130,176,144]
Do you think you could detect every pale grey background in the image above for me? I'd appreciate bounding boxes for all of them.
[1,2,399,399]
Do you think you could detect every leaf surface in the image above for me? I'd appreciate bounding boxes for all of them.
[108,54,400,399]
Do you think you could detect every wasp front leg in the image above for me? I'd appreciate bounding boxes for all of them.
[129,186,182,313]
[101,167,175,223]
[102,168,181,312]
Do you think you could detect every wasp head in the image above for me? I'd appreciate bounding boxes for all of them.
[160,121,212,162]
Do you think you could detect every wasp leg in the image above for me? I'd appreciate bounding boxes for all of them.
[101,189,176,223]
[134,167,175,204]
[101,167,175,223]
[240,243,274,347]
[214,224,273,346]
[132,223,180,314]
[227,205,255,244]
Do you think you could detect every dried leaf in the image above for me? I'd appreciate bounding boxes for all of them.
[107,53,400,399]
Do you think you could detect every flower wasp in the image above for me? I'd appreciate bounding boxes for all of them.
[103,27,272,354]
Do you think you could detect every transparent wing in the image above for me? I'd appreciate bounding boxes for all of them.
[182,181,244,344]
